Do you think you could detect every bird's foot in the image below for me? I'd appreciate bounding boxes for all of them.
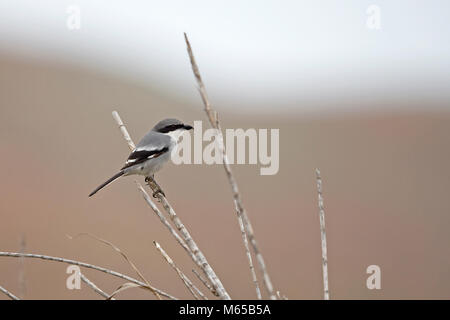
[145,176,166,199]
[152,188,166,199]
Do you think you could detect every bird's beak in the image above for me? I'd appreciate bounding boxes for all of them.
[184,124,193,130]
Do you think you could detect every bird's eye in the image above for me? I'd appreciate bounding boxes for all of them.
[159,124,183,133]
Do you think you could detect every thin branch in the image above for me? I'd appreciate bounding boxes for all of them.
[0,285,19,300]
[154,241,207,300]
[112,111,135,150]
[192,269,216,296]
[184,33,274,299]
[68,233,161,300]
[107,282,148,300]
[315,168,330,300]
[112,110,230,300]
[276,290,288,300]
[155,193,228,299]
[80,272,114,299]
[238,215,261,299]
[0,252,177,300]
[136,182,192,257]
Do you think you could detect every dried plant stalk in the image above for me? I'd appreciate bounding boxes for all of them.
[107,282,149,300]
[136,182,192,257]
[0,285,19,300]
[192,268,216,296]
[0,252,177,300]
[68,233,161,300]
[112,111,230,300]
[154,241,207,300]
[315,168,330,300]
[80,272,114,299]
[184,33,273,299]
[238,215,261,299]
[156,194,227,299]
[112,111,135,150]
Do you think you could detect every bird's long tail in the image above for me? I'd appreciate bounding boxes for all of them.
[89,171,124,197]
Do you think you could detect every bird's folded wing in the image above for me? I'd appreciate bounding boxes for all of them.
[121,146,169,170]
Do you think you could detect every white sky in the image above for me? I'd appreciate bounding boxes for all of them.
[1,0,449,112]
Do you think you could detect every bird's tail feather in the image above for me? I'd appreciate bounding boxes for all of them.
[89,171,124,197]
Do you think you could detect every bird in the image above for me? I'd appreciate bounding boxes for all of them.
[89,118,193,197]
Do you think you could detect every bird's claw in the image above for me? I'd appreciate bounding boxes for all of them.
[152,188,166,198]
[145,176,166,198]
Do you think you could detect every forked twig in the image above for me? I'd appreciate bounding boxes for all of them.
[192,269,216,296]
[154,241,207,300]
[184,33,272,299]
[80,272,114,299]
[68,233,162,300]
[315,168,330,300]
[0,252,177,300]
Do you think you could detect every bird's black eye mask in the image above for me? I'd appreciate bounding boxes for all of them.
[157,124,192,133]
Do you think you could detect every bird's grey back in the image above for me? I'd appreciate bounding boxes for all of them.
[136,130,172,151]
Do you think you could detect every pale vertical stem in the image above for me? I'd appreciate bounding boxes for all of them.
[238,215,261,299]
[184,33,275,299]
[315,168,330,300]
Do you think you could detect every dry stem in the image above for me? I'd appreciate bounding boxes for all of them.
[154,241,207,300]
[184,33,273,299]
[192,268,216,296]
[80,272,114,299]
[0,285,19,300]
[315,168,330,300]
[0,252,177,300]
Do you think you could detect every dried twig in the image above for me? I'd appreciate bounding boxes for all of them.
[112,111,230,300]
[192,269,215,296]
[154,241,207,300]
[136,182,192,257]
[276,290,288,300]
[68,233,161,300]
[0,252,177,300]
[315,168,330,300]
[80,272,114,299]
[184,33,272,299]
[238,215,261,299]
[155,194,227,299]
[112,111,135,150]
[107,282,148,300]
[0,285,19,300]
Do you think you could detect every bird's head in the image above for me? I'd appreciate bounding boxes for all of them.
[152,118,193,141]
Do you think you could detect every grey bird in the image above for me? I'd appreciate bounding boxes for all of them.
[89,118,193,197]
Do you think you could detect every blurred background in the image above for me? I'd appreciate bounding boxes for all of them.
[1,0,449,299]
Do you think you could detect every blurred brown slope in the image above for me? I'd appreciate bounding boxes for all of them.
[1,55,450,299]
